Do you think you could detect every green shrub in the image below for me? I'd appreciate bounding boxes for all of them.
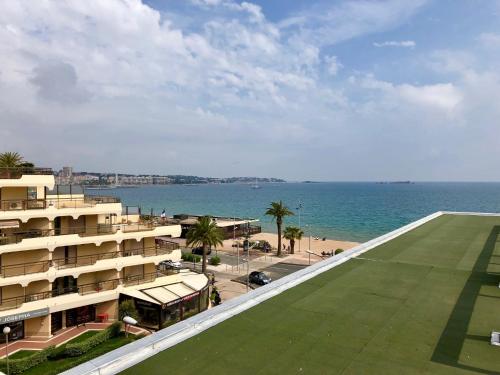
[181,253,201,263]
[0,346,55,374]
[209,256,221,266]
[119,299,139,320]
[64,322,122,357]
[334,248,344,255]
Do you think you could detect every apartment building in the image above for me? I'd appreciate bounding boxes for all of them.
[0,168,208,343]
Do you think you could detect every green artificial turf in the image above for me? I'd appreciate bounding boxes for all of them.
[122,214,500,374]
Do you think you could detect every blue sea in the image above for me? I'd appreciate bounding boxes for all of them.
[87,182,500,243]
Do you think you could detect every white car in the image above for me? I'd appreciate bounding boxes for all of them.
[160,260,182,269]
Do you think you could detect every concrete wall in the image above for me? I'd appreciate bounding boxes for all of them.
[144,263,156,274]
[0,187,27,200]
[78,269,119,286]
[77,242,118,258]
[1,249,49,277]
[26,280,50,295]
[123,265,144,278]
[18,217,49,232]
[1,284,23,299]
[96,300,118,321]
[25,315,51,338]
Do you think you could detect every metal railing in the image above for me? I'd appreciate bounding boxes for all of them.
[0,243,180,277]
[0,286,78,311]
[0,196,120,212]
[0,260,51,278]
[0,221,167,245]
[0,269,174,311]
[78,279,121,296]
[0,167,53,179]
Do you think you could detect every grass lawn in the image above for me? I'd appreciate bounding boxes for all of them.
[20,332,138,375]
[9,351,36,360]
[122,214,500,375]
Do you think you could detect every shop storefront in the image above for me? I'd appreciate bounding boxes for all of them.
[66,305,96,327]
[0,307,49,343]
[120,282,209,331]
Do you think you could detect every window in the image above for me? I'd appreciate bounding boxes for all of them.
[27,187,37,200]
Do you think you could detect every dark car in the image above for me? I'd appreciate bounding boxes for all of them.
[249,271,271,285]
[192,247,212,255]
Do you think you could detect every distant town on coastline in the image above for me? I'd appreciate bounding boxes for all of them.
[55,166,286,186]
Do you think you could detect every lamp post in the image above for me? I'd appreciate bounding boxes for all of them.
[123,316,137,338]
[3,326,10,375]
[296,200,302,252]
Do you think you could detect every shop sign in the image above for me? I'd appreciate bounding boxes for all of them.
[0,308,49,324]
[164,298,182,308]
[182,292,198,302]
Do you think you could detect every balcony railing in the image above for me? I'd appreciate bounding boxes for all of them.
[0,270,174,311]
[0,167,53,179]
[0,221,168,245]
[53,244,179,270]
[0,196,120,212]
[0,260,51,278]
[0,243,180,277]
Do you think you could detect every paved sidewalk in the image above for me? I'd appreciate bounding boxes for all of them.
[0,322,149,357]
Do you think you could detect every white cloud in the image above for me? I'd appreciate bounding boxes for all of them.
[373,40,416,48]
[283,0,428,47]
[324,56,343,76]
[1,0,500,181]
[478,32,500,48]
[357,75,462,113]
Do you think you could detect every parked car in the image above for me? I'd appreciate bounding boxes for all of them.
[159,260,182,269]
[192,247,212,255]
[249,271,271,285]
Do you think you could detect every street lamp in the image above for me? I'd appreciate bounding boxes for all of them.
[296,200,302,252]
[306,250,324,266]
[122,316,137,338]
[245,241,259,292]
[3,326,10,375]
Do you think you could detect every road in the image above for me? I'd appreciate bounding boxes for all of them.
[233,262,307,288]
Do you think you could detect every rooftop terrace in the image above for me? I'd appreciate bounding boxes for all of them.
[121,214,500,374]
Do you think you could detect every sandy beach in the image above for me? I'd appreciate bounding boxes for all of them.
[219,231,360,254]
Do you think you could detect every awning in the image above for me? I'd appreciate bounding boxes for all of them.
[120,289,160,305]
[167,283,196,298]
[0,220,20,229]
[142,287,180,304]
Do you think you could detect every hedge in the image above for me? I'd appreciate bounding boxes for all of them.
[0,346,55,374]
[64,322,122,357]
[209,256,221,266]
[181,253,201,263]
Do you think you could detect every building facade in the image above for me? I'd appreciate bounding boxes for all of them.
[0,168,208,343]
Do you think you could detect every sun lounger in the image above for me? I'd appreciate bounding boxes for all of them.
[491,331,500,346]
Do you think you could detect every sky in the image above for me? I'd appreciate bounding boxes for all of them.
[1,0,500,181]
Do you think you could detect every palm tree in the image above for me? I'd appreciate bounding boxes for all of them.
[186,216,224,274]
[0,152,24,167]
[0,152,24,178]
[265,201,294,257]
[283,226,304,254]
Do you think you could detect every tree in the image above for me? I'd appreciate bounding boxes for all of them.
[283,226,304,254]
[0,152,23,168]
[0,152,30,178]
[186,216,224,274]
[119,299,139,321]
[265,201,294,257]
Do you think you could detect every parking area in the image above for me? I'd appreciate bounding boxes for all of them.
[233,262,307,287]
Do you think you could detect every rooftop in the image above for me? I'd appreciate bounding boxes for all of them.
[121,214,500,374]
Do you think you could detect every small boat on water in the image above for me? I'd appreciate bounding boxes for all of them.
[251,178,261,189]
